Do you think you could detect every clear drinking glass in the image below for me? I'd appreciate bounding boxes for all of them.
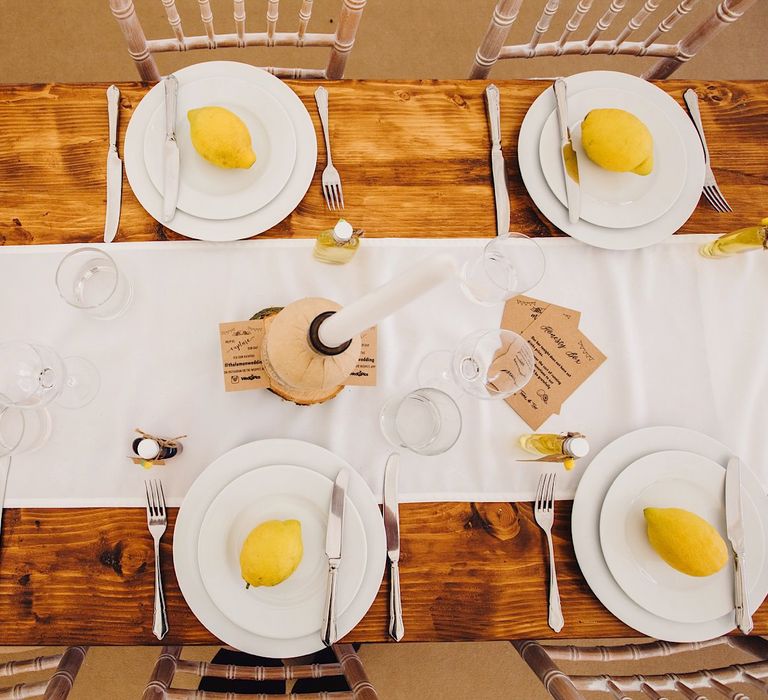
[55,247,133,319]
[0,402,52,457]
[0,342,100,409]
[419,328,535,400]
[380,387,462,456]
[461,233,545,305]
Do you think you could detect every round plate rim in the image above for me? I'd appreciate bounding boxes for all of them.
[598,449,764,624]
[125,61,317,241]
[196,463,368,639]
[537,86,687,228]
[142,75,297,220]
[518,70,706,251]
[173,438,386,657]
[572,426,768,642]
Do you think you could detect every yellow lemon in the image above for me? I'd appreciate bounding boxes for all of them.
[239,519,303,588]
[581,108,654,176]
[643,507,728,577]
[187,106,256,169]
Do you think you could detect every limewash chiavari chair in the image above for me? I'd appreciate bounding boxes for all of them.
[514,636,768,699]
[0,647,87,700]
[470,0,758,80]
[143,644,378,699]
[109,0,369,81]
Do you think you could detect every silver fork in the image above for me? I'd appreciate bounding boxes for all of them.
[314,86,344,210]
[534,473,564,633]
[683,89,733,213]
[145,479,169,640]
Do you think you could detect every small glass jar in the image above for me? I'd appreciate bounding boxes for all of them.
[699,218,768,258]
[519,432,589,470]
[313,220,362,264]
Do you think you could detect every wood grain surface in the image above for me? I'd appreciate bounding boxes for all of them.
[1,80,766,246]
[0,501,766,645]
[1,79,767,645]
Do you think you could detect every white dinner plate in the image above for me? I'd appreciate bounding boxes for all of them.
[519,71,705,250]
[143,76,297,220]
[599,450,765,624]
[174,439,386,657]
[197,464,367,640]
[539,87,686,229]
[572,426,768,642]
[125,61,317,241]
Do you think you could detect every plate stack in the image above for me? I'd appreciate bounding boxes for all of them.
[519,71,706,250]
[125,61,318,241]
[174,439,386,656]
[572,426,768,641]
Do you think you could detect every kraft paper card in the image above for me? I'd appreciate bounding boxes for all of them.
[502,295,606,429]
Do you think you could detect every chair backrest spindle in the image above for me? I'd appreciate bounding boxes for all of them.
[528,0,561,52]
[298,0,315,41]
[585,0,626,49]
[234,0,246,45]
[470,0,757,78]
[0,648,88,700]
[267,0,279,42]
[645,0,758,78]
[143,644,378,699]
[110,0,367,79]
[161,0,186,48]
[197,0,216,47]
[515,637,768,700]
[326,0,367,79]
[614,1,661,48]
[642,0,700,49]
[557,0,595,51]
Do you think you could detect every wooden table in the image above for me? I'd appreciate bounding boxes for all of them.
[0,79,766,645]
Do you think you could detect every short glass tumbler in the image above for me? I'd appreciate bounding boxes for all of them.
[380,387,462,456]
[56,247,133,319]
[461,233,545,305]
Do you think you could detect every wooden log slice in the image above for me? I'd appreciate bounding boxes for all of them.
[252,306,346,406]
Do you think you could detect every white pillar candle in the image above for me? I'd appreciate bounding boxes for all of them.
[318,253,458,348]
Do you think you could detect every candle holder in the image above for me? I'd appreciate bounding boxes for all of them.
[257,299,362,405]
[255,255,458,406]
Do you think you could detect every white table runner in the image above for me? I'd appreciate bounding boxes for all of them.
[0,236,765,506]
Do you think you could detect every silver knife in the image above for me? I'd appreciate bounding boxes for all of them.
[726,457,752,634]
[162,75,180,223]
[104,85,122,243]
[321,468,349,646]
[485,84,510,238]
[553,78,581,225]
[383,453,404,641]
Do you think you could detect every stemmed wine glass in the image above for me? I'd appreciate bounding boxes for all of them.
[460,233,545,305]
[0,342,100,410]
[419,328,535,400]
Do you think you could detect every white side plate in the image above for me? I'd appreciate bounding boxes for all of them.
[143,76,297,220]
[197,464,367,640]
[599,450,765,624]
[519,71,705,250]
[174,439,386,657]
[539,87,686,229]
[572,426,768,642]
[125,61,317,241]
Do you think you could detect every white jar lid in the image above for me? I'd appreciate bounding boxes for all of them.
[136,438,161,460]
[565,436,590,458]
[332,219,354,243]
